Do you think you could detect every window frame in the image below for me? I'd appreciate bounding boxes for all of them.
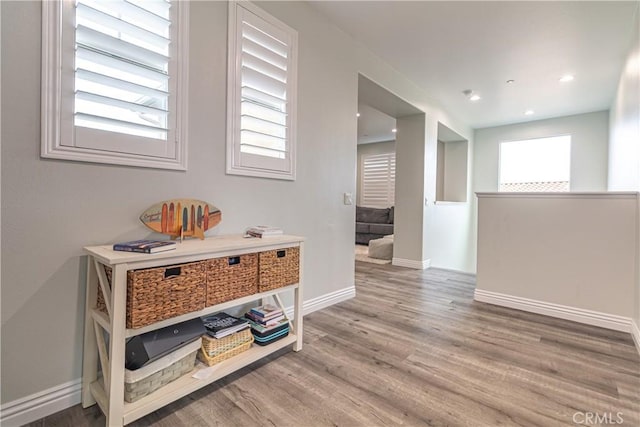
[498,134,572,192]
[41,0,189,170]
[226,0,298,180]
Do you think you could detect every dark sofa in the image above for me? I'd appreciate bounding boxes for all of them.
[356,206,394,245]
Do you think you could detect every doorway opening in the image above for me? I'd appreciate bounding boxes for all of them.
[355,75,423,266]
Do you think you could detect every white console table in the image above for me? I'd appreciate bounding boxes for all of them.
[82,235,304,426]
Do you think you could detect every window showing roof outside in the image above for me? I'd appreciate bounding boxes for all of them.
[499,135,571,192]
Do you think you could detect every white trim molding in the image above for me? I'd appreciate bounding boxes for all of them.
[1,286,355,425]
[632,320,640,355]
[474,289,633,332]
[476,191,639,200]
[285,285,356,319]
[0,379,82,427]
[392,258,431,270]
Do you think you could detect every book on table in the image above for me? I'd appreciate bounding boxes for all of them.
[201,312,250,339]
[245,311,285,326]
[113,239,176,254]
[249,304,283,319]
[246,317,289,334]
[244,226,283,238]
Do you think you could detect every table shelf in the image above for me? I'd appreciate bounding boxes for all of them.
[82,235,304,426]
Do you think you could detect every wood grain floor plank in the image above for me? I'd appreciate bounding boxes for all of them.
[28,262,639,427]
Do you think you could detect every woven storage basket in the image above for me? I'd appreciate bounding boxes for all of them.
[198,331,254,366]
[205,254,258,306]
[124,339,200,403]
[97,262,206,329]
[258,247,300,292]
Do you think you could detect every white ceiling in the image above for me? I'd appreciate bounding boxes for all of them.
[357,104,396,144]
[309,1,639,129]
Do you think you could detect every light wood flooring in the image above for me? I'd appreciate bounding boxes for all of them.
[27,262,640,426]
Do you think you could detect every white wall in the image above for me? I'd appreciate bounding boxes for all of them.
[476,193,637,324]
[474,111,610,193]
[0,0,359,405]
[442,140,468,202]
[607,4,640,344]
[356,140,395,205]
[394,114,427,263]
[608,7,640,191]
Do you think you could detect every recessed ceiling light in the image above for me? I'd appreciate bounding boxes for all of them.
[559,74,574,83]
[506,79,515,84]
[392,128,397,133]
[524,110,535,116]
[356,112,360,117]
[469,94,481,102]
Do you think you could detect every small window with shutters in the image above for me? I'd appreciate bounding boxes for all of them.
[226,1,298,180]
[41,0,189,170]
[360,153,396,208]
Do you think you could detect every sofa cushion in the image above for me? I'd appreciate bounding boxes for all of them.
[388,206,394,224]
[356,206,390,224]
[369,223,394,235]
[355,223,370,233]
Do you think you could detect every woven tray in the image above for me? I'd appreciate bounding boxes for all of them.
[198,332,254,366]
[97,262,206,329]
[205,254,258,306]
[258,247,300,292]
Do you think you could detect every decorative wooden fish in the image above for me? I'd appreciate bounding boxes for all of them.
[140,199,222,240]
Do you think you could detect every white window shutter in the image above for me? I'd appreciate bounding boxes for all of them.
[41,0,189,170]
[227,1,298,180]
[361,153,396,208]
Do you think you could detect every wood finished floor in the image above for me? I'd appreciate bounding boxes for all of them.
[28,263,640,427]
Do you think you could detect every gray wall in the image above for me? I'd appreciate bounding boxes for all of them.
[476,193,637,320]
[1,0,359,403]
[608,7,640,191]
[356,140,395,205]
[607,5,640,337]
[474,111,610,193]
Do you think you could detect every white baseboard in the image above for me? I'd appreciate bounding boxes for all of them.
[474,289,632,332]
[284,285,356,318]
[302,285,356,315]
[0,379,82,427]
[429,266,476,276]
[632,320,640,355]
[1,286,356,426]
[392,257,431,270]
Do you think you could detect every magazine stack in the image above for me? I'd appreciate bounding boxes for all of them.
[245,304,290,346]
[199,312,253,366]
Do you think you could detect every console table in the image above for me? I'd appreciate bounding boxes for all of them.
[82,235,304,426]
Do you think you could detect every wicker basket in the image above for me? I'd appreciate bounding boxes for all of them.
[97,262,206,329]
[124,339,200,403]
[198,330,254,366]
[258,247,300,292]
[205,254,258,306]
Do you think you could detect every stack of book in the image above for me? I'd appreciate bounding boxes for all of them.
[201,312,250,339]
[245,304,290,346]
[244,226,283,238]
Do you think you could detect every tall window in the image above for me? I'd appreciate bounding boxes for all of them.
[499,136,571,192]
[41,0,189,170]
[227,1,298,180]
[361,153,396,207]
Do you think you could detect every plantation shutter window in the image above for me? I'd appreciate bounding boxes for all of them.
[227,1,298,180]
[41,0,189,170]
[361,153,396,208]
